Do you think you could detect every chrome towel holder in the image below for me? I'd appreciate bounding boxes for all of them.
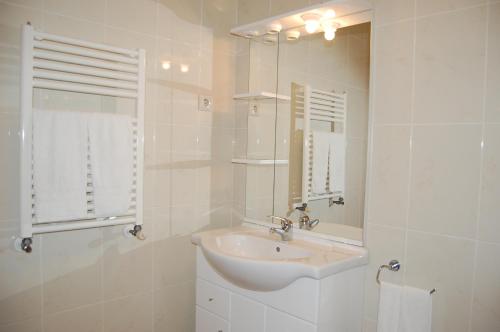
[376,259,436,295]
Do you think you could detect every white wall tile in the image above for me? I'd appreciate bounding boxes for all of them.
[478,124,500,243]
[470,242,500,332]
[485,2,500,122]
[106,0,157,35]
[373,0,415,26]
[405,231,475,332]
[43,0,106,23]
[414,6,487,123]
[373,21,414,124]
[368,125,411,227]
[408,125,482,238]
[416,0,487,17]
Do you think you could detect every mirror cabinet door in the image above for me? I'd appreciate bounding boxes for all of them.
[272,23,371,243]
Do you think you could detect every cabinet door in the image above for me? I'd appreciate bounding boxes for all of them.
[196,306,229,332]
[230,294,266,332]
[197,278,230,319]
[265,307,317,332]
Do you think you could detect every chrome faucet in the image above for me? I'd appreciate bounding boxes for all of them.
[268,215,293,241]
[295,204,320,230]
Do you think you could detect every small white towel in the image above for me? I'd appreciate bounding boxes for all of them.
[328,133,345,195]
[377,282,432,332]
[311,131,346,195]
[33,110,88,222]
[88,113,133,217]
[312,131,330,194]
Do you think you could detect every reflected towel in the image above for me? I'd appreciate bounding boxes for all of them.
[88,113,133,217]
[311,131,346,195]
[328,133,345,195]
[312,131,330,194]
[33,110,88,222]
[377,282,432,332]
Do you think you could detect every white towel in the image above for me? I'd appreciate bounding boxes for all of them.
[88,113,133,217]
[377,282,432,332]
[312,131,330,194]
[329,133,345,195]
[311,131,346,195]
[33,110,88,222]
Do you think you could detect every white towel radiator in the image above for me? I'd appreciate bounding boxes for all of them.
[290,83,347,207]
[17,23,146,252]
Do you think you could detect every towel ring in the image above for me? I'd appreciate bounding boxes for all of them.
[376,259,436,295]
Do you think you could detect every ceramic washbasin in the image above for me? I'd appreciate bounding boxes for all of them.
[191,226,368,291]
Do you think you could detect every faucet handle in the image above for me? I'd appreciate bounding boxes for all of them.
[267,216,293,230]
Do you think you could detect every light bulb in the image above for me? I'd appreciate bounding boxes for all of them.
[322,21,340,41]
[305,19,319,33]
[161,61,171,70]
[180,64,189,73]
[324,28,335,41]
[324,9,336,18]
[302,13,321,34]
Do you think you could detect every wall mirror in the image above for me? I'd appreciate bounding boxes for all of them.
[232,1,371,245]
[273,22,370,245]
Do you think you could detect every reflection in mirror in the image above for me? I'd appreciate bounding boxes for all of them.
[233,36,280,222]
[273,23,371,244]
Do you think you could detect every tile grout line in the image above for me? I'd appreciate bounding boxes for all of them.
[151,2,160,331]
[401,0,418,288]
[100,1,108,331]
[467,1,490,331]
[375,2,489,28]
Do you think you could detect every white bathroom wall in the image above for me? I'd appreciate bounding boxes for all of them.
[0,0,238,331]
[364,1,500,331]
[236,0,500,331]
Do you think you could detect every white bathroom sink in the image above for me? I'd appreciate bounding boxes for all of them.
[191,226,368,291]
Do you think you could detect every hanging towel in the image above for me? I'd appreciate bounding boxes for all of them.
[377,282,432,332]
[328,133,346,195]
[312,131,330,194]
[88,113,133,218]
[33,109,88,222]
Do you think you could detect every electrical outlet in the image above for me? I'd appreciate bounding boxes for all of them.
[249,102,259,116]
[198,95,213,112]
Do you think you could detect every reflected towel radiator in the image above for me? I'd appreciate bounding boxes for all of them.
[291,83,347,206]
[17,23,146,252]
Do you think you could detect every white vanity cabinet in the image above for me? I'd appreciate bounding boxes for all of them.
[195,247,366,332]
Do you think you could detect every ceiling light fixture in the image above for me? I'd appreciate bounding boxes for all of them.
[301,13,321,34]
[267,23,282,34]
[161,61,171,70]
[263,34,277,45]
[286,30,300,41]
[180,64,189,73]
[324,9,336,18]
[322,21,340,41]
[244,30,258,39]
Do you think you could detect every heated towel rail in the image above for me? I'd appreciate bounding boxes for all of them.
[17,23,146,253]
[289,83,347,208]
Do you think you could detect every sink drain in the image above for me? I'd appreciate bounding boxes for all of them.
[275,246,280,252]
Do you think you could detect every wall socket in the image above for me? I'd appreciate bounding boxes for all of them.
[198,95,213,112]
[249,102,259,116]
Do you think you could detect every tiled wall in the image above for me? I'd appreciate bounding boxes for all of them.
[365,0,500,331]
[235,0,500,331]
[0,0,237,331]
